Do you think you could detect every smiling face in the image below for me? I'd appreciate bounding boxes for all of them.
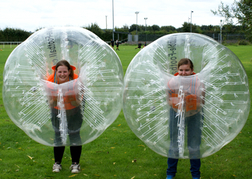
[178,64,194,76]
[56,65,70,84]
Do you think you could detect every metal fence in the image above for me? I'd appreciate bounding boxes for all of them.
[205,33,246,43]
[0,41,23,48]
[135,33,247,44]
[1,33,248,48]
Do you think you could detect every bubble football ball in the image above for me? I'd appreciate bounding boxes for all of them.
[3,27,124,146]
[123,33,250,158]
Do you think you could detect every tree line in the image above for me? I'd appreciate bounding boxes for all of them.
[0,28,31,41]
[0,22,248,43]
[127,22,246,35]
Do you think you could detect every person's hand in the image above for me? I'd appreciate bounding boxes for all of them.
[49,97,57,107]
[64,91,81,107]
[185,94,197,112]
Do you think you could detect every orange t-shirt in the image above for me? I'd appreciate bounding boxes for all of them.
[167,72,198,112]
[47,73,78,84]
[47,73,79,110]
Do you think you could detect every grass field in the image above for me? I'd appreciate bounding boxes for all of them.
[0,44,252,179]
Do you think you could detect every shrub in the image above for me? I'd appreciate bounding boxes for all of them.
[238,40,250,45]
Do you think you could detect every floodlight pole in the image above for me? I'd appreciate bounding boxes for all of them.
[144,17,148,43]
[106,15,107,30]
[135,11,139,35]
[190,11,193,32]
[112,0,115,41]
[220,20,223,44]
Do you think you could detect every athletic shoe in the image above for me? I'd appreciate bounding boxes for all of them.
[192,177,200,179]
[166,176,174,179]
[70,163,81,173]
[52,163,62,172]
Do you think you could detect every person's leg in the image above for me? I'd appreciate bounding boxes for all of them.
[70,145,82,164]
[167,158,179,177]
[51,108,64,145]
[70,144,82,173]
[190,159,201,178]
[54,146,65,164]
[187,112,202,158]
[51,108,65,172]
[168,108,179,158]
[167,108,179,177]
[187,112,202,178]
[67,107,83,145]
[66,107,83,165]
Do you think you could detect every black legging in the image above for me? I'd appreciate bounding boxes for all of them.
[54,145,82,164]
[51,106,83,164]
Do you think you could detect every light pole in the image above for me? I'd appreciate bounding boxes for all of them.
[144,17,148,43]
[112,0,114,41]
[220,20,223,44]
[190,10,193,32]
[105,15,107,30]
[135,11,139,35]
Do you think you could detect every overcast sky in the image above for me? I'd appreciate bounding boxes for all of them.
[1,0,235,32]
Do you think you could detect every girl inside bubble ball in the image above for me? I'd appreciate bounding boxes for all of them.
[166,58,204,179]
[47,60,83,173]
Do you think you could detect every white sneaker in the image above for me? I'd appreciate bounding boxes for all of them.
[70,163,80,173]
[52,163,62,172]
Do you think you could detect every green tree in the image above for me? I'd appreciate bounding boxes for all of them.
[1,28,31,41]
[85,23,103,38]
[0,30,5,41]
[212,0,252,41]
[151,25,160,32]
[100,29,113,42]
[160,26,176,33]
[129,24,145,33]
[180,22,202,33]
[121,25,129,31]
[181,22,191,32]
[129,24,137,33]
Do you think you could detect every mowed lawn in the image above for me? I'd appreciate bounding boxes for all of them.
[0,44,251,179]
